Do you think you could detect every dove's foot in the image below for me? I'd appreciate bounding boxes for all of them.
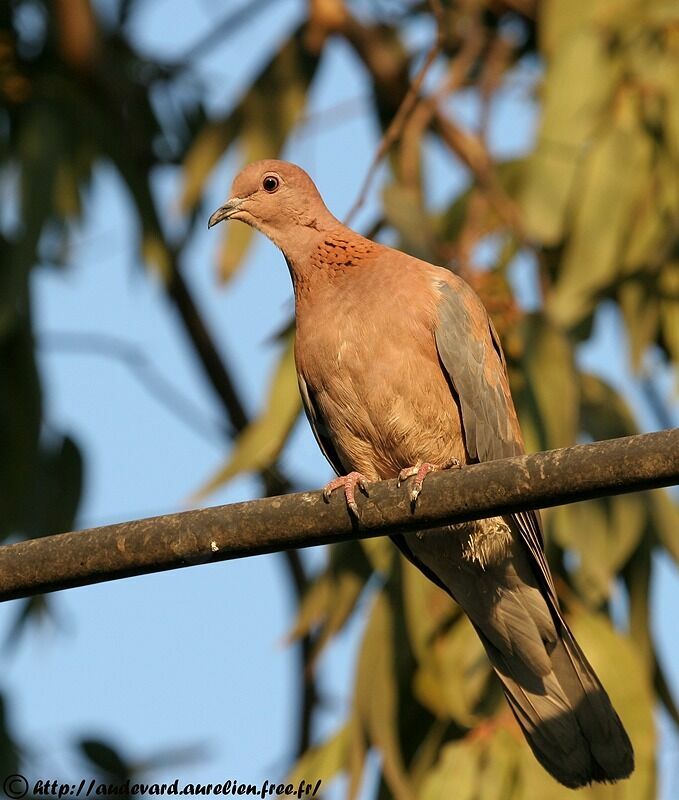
[322,472,370,517]
[397,458,462,505]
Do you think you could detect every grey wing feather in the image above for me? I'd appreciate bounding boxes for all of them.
[433,281,633,786]
[434,280,556,597]
[297,372,345,477]
[434,281,521,462]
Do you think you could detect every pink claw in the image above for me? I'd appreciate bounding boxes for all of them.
[397,459,461,504]
[322,471,370,517]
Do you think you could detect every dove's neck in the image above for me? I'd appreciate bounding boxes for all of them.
[279,219,347,279]
[281,222,381,306]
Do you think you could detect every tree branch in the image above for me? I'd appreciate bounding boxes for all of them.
[1,430,676,602]
[344,0,444,224]
[167,263,250,434]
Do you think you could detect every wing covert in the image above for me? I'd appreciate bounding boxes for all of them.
[434,278,556,598]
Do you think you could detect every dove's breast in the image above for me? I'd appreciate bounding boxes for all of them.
[294,253,466,480]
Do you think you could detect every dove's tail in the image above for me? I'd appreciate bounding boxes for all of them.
[394,520,634,788]
[472,616,634,788]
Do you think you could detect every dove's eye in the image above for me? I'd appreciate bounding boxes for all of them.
[263,175,279,192]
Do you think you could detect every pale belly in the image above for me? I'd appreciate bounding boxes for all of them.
[301,328,467,481]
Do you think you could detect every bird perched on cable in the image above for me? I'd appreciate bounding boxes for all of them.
[208,159,634,788]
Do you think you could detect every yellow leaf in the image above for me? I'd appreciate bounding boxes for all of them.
[360,537,393,575]
[540,0,601,56]
[141,233,172,283]
[180,119,237,214]
[180,23,319,254]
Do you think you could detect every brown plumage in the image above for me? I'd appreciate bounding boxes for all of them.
[208,160,634,788]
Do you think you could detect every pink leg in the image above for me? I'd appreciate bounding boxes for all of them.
[397,458,461,504]
[322,471,370,517]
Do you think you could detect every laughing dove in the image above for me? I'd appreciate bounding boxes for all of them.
[208,160,634,788]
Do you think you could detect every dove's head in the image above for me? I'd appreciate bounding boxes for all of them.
[208,160,337,253]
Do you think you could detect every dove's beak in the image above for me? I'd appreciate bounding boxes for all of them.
[208,198,243,229]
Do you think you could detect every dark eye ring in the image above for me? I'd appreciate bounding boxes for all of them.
[263,175,279,192]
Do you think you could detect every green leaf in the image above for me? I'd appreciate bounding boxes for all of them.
[552,494,646,605]
[520,27,618,244]
[355,592,414,800]
[436,161,524,245]
[618,276,660,371]
[649,488,679,565]
[287,723,349,790]
[540,0,599,57]
[287,542,371,666]
[659,261,679,367]
[623,537,652,671]
[402,559,456,663]
[475,730,519,800]
[579,373,637,441]
[192,334,301,498]
[413,614,492,727]
[548,88,653,327]
[54,158,82,219]
[383,182,434,263]
[418,737,482,800]
[521,314,579,450]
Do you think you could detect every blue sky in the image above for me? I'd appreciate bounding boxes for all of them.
[1,0,677,797]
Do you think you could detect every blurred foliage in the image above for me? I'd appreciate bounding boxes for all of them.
[0,0,677,796]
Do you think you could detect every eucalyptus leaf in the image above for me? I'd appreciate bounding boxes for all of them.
[355,592,414,800]
[520,27,618,245]
[549,90,652,328]
[287,723,349,790]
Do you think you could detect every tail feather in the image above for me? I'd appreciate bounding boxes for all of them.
[397,522,635,787]
[479,620,634,788]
